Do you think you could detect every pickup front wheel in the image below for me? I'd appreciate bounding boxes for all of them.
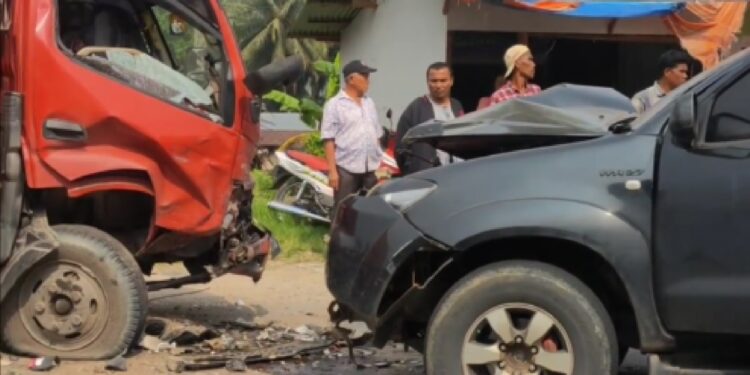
[425,261,618,375]
[1,225,147,359]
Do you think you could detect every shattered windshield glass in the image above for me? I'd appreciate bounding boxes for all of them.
[79,48,220,122]
[57,0,227,123]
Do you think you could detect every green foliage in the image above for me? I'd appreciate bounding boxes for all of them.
[251,170,327,260]
[263,90,301,112]
[220,0,331,100]
[303,132,325,157]
[262,52,341,155]
[313,52,341,100]
[299,98,323,129]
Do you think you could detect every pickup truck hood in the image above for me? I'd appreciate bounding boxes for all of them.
[402,84,636,159]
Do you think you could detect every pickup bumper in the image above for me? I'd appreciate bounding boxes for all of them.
[326,194,432,330]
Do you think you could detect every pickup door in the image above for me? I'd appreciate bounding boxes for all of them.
[654,62,750,334]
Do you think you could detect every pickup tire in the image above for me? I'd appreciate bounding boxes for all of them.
[425,260,618,375]
[0,225,147,359]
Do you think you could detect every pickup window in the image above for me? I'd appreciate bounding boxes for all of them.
[706,70,750,143]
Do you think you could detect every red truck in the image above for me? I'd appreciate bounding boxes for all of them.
[0,0,299,359]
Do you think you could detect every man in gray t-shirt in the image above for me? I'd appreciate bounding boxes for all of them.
[632,50,692,113]
[428,98,462,165]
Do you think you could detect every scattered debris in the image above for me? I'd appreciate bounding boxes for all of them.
[166,342,332,372]
[141,335,169,352]
[224,358,246,372]
[28,356,58,372]
[145,318,168,336]
[131,314,423,373]
[291,325,319,342]
[204,334,237,351]
[160,322,220,346]
[167,358,186,373]
[375,361,392,368]
[222,318,273,331]
[105,355,128,372]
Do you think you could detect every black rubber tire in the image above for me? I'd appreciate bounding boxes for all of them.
[425,260,618,375]
[0,225,148,359]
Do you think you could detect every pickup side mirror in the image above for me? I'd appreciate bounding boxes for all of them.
[245,55,304,97]
[669,94,696,147]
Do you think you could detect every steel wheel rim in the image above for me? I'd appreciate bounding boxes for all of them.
[462,303,574,375]
[18,260,110,351]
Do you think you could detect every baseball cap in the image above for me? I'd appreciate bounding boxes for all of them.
[504,44,531,78]
[343,60,377,78]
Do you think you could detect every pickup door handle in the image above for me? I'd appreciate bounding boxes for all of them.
[44,119,87,142]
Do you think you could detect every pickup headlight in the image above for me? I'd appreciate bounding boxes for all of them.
[369,178,436,212]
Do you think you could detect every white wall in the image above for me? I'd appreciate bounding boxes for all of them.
[341,0,447,130]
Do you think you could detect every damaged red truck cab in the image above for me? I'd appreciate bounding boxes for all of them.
[1,0,297,359]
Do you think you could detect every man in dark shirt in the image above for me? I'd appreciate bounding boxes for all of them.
[395,62,464,175]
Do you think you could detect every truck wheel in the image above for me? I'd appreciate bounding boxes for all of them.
[1,225,147,359]
[425,261,617,375]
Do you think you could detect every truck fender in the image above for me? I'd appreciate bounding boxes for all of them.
[0,212,59,304]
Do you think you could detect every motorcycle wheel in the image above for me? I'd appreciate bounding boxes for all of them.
[275,177,330,219]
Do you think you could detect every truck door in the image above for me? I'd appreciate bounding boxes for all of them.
[655,66,750,334]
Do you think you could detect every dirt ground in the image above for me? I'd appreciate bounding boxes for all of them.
[0,261,648,374]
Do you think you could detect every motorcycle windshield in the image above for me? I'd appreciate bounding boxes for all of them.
[402,84,636,159]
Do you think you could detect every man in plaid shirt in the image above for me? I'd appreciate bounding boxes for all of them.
[490,44,542,105]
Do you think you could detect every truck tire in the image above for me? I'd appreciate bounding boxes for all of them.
[0,225,148,359]
[425,260,618,375]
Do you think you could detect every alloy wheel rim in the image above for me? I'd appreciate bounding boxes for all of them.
[462,303,574,375]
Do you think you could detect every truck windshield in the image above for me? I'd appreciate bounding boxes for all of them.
[57,0,226,123]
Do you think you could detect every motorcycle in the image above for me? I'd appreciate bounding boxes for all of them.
[269,110,400,223]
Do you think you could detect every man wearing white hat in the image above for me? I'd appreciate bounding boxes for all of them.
[490,44,542,105]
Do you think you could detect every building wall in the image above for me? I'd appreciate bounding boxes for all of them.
[340,0,447,129]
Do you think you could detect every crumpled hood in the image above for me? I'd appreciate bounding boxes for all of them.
[402,84,636,159]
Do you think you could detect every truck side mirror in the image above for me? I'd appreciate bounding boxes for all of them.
[669,94,696,147]
[245,55,304,97]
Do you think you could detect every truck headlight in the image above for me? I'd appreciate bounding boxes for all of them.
[370,178,436,212]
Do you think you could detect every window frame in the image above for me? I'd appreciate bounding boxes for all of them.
[694,68,750,150]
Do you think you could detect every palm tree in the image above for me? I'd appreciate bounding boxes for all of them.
[221,0,330,99]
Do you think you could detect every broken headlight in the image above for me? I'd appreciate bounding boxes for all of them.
[369,178,436,212]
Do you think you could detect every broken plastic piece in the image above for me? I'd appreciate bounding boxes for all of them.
[225,358,247,372]
[28,356,58,371]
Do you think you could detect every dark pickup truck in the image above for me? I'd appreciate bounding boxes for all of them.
[326,47,750,375]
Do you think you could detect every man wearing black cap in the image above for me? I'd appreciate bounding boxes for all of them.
[321,60,383,209]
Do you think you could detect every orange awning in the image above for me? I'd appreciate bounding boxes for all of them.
[665,2,747,69]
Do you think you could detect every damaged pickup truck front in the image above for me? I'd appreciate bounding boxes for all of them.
[328,49,750,375]
[1,0,300,359]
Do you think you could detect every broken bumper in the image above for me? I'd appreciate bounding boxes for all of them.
[326,194,425,328]
[222,229,279,281]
